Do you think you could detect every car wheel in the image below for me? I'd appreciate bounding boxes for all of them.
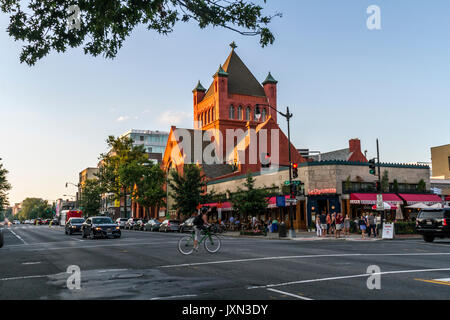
[423,235,435,243]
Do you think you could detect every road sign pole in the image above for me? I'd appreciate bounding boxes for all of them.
[377,138,384,234]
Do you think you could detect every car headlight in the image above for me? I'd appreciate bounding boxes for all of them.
[95,227,101,231]
[116,226,120,230]
[72,226,76,228]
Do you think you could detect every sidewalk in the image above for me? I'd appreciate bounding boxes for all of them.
[223,230,422,241]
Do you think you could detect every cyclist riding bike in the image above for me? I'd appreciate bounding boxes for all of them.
[193,208,210,251]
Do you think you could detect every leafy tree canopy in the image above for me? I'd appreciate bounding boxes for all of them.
[168,164,208,217]
[1,0,280,65]
[0,160,11,210]
[228,171,268,217]
[17,198,52,220]
[80,179,103,217]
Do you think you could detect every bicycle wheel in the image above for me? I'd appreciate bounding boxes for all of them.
[178,236,194,255]
[204,234,221,253]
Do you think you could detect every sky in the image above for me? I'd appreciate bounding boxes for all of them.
[1,0,449,205]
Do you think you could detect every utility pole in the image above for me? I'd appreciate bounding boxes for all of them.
[376,138,384,234]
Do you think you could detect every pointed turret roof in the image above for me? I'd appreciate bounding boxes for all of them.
[262,72,278,85]
[213,65,229,77]
[192,80,206,93]
[204,47,267,99]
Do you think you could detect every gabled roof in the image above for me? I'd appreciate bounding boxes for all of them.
[204,49,267,99]
[192,80,206,93]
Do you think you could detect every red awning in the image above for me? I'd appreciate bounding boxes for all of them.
[350,193,402,205]
[446,195,450,201]
[399,194,443,205]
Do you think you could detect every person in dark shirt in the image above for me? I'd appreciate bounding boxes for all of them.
[319,212,327,238]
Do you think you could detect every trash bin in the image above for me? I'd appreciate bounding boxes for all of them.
[0,229,3,248]
[279,222,287,238]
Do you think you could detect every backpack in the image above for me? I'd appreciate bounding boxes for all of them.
[193,214,203,227]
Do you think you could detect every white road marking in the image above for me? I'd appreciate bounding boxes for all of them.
[434,278,450,282]
[248,268,450,289]
[0,274,51,281]
[160,252,450,268]
[150,294,198,300]
[22,262,42,265]
[8,228,28,245]
[97,269,128,273]
[267,288,313,300]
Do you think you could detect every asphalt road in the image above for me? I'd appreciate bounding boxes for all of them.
[1,224,450,300]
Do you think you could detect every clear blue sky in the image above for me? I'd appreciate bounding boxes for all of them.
[1,0,449,205]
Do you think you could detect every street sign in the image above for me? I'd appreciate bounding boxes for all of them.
[276,196,286,207]
[285,180,301,186]
[376,194,384,210]
[286,199,297,205]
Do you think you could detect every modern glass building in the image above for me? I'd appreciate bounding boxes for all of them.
[120,129,169,157]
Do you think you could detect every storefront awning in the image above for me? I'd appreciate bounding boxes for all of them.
[203,195,293,210]
[445,195,450,201]
[398,194,443,205]
[350,193,402,205]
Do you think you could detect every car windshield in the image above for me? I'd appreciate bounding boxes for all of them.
[71,219,84,223]
[92,218,113,224]
[418,210,444,219]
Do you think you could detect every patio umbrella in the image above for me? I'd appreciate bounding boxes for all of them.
[405,203,430,209]
[395,202,404,220]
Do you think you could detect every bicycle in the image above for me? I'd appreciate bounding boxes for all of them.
[178,226,221,255]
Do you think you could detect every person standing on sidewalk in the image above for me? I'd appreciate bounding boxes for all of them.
[358,214,367,239]
[344,214,351,237]
[326,213,332,236]
[315,215,322,237]
[367,212,377,238]
[335,213,344,239]
[320,212,328,238]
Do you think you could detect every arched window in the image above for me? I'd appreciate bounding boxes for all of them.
[245,106,251,121]
[229,105,235,119]
[262,108,267,121]
[237,106,243,120]
[211,107,215,121]
[207,110,210,123]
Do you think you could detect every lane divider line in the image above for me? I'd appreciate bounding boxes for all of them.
[267,288,313,300]
[8,228,28,245]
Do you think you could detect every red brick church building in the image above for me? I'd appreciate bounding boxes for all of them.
[133,43,306,219]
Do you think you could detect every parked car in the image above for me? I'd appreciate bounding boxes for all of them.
[13,220,20,225]
[65,217,85,235]
[159,219,180,232]
[42,219,51,225]
[133,219,148,231]
[179,217,195,233]
[416,208,450,242]
[116,218,128,229]
[125,218,140,230]
[51,219,59,225]
[144,219,161,232]
[81,216,121,239]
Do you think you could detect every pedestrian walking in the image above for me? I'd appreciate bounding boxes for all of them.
[331,213,336,235]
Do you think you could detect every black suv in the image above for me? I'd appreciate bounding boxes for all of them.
[65,217,85,235]
[416,209,450,242]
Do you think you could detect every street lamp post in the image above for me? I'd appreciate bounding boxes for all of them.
[65,182,80,209]
[256,104,296,238]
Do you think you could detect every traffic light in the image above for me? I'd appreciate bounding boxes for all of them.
[292,163,298,179]
[369,159,376,175]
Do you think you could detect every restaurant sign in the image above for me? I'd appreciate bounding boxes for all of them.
[308,188,337,195]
